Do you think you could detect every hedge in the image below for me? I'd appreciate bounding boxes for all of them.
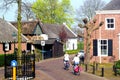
[0,54,14,67]
[0,54,4,67]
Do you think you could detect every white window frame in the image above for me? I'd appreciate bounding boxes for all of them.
[105,18,115,30]
[98,39,108,56]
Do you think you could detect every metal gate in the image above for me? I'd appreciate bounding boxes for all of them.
[4,51,35,79]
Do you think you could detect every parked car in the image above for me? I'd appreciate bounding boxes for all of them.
[78,50,84,58]
[77,50,84,64]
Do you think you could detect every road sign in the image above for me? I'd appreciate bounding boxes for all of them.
[41,41,45,46]
[11,60,17,67]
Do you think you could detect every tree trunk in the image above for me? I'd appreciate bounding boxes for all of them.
[17,0,22,66]
[85,30,91,65]
[78,18,103,70]
[17,0,22,75]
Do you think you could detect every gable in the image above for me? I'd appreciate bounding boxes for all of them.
[33,23,43,35]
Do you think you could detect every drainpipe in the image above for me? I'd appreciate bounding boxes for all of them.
[118,33,120,60]
[99,14,102,63]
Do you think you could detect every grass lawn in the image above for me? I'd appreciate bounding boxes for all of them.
[82,63,120,80]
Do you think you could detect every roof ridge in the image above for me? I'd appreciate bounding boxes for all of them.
[63,23,77,37]
[102,0,120,10]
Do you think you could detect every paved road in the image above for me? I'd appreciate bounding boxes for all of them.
[0,68,4,80]
[35,57,108,80]
[0,56,108,80]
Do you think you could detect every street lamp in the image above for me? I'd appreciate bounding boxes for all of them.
[12,32,17,54]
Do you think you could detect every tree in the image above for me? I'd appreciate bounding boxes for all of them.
[78,18,104,65]
[32,0,74,26]
[59,26,68,43]
[76,0,106,22]
[1,0,22,72]
[17,0,22,67]
[13,1,36,21]
[21,2,36,21]
[58,25,68,53]
[0,0,16,10]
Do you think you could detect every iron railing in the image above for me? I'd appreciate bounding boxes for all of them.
[4,52,35,79]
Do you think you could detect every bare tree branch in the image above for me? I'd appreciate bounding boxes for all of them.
[78,18,104,64]
[92,21,104,32]
[0,0,17,10]
[76,0,106,22]
[21,2,36,20]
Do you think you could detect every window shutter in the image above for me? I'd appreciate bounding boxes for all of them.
[27,43,31,51]
[3,43,5,51]
[9,43,11,50]
[108,39,113,56]
[93,39,98,56]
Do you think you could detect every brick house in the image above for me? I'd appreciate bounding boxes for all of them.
[88,0,120,63]
[0,18,27,54]
[11,20,77,59]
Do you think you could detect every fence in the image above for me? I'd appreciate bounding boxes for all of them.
[4,51,35,79]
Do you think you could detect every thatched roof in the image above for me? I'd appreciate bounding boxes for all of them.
[41,23,77,38]
[11,21,38,35]
[0,18,27,43]
[11,21,77,39]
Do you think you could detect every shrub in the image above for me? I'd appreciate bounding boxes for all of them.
[65,50,78,54]
[0,54,14,67]
[78,41,84,50]
[113,60,120,75]
[115,60,120,68]
[0,54,4,67]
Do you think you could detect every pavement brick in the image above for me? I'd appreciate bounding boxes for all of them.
[0,55,111,80]
[35,55,108,80]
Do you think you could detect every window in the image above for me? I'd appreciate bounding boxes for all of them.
[3,43,11,51]
[93,39,113,56]
[106,18,115,29]
[66,41,69,50]
[100,40,108,56]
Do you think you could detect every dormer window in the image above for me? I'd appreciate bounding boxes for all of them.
[105,18,115,30]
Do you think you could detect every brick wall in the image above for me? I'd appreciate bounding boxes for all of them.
[84,14,120,63]
[0,42,27,54]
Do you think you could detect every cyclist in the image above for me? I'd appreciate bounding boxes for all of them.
[63,53,70,69]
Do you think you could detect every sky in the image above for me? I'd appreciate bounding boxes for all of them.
[0,0,111,21]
